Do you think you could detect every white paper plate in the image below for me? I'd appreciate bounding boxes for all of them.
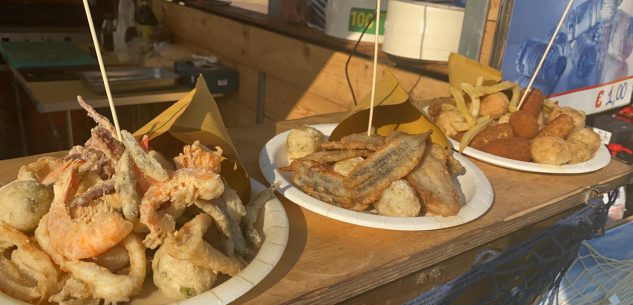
[259,124,494,230]
[448,138,611,174]
[0,179,289,305]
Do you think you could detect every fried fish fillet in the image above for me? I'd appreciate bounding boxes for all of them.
[406,143,462,216]
[344,131,431,210]
[290,162,354,209]
[299,149,371,164]
[321,133,386,151]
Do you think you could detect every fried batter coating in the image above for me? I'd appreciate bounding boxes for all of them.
[480,92,509,119]
[482,137,531,162]
[0,180,52,233]
[521,88,544,118]
[332,157,364,177]
[287,126,324,159]
[509,111,539,139]
[321,133,386,151]
[537,114,575,139]
[291,162,353,209]
[548,106,586,130]
[299,149,371,164]
[530,136,572,165]
[567,128,601,153]
[345,131,430,210]
[470,123,515,150]
[152,245,217,299]
[374,180,421,217]
[406,143,461,216]
[568,140,594,164]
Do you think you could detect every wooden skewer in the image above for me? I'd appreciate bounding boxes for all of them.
[367,0,382,136]
[517,0,575,111]
[81,0,122,141]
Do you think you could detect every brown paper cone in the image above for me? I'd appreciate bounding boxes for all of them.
[329,71,449,147]
[134,76,251,202]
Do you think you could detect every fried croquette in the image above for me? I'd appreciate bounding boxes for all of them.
[479,92,510,119]
[521,88,544,118]
[568,140,594,164]
[470,123,515,150]
[548,106,586,130]
[530,136,572,165]
[567,128,601,153]
[481,137,531,162]
[509,111,539,139]
[537,114,575,138]
[287,126,324,159]
[374,180,421,217]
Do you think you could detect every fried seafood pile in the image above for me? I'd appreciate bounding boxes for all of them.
[282,127,464,217]
[429,81,602,165]
[0,98,273,304]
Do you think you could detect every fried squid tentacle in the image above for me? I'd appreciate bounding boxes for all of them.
[344,131,431,209]
[70,180,116,207]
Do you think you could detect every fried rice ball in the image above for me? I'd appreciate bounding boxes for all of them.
[470,123,515,150]
[548,106,586,130]
[482,137,531,162]
[479,92,509,119]
[374,180,421,217]
[568,140,594,164]
[521,88,545,118]
[436,109,465,137]
[530,136,572,165]
[287,126,324,159]
[537,114,575,139]
[567,128,601,153]
[509,111,539,139]
[0,180,52,233]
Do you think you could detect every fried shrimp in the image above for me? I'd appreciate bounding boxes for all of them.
[164,213,245,276]
[140,168,224,249]
[17,156,63,183]
[47,165,133,259]
[114,151,141,221]
[120,130,169,183]
[62,234,146,303]
[174,141,223,173]
[0,222,59,303]
[345,131,430,209]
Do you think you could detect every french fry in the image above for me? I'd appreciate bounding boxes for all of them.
[449,86,475,127]
[461,83,481,118]
[508,84,521,112]
[459,118,493,152]
[476,77,484,86]
[472,81,515,96]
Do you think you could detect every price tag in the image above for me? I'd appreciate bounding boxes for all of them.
[592,127,612,145]
[594,80,632,109]
[348,8,386,35]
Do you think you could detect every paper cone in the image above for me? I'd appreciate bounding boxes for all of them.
[329,71,449,147]
[448,52,502,87]
[134,76,251,202]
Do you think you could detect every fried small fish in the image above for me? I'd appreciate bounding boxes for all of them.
[406,143,461,216]
[344,131,431,210]
[291,163,354,209]
[321,133,386,151]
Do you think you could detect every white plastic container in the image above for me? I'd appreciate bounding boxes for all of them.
[325,0,389,42]
[382,0,465,61]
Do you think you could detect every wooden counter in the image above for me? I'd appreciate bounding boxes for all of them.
[1,121,631,304]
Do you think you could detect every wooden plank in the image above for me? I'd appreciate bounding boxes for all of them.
[487,0,501,21]
[264,75,351,121]
[154,1,449,118]
[479,20,498,64]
